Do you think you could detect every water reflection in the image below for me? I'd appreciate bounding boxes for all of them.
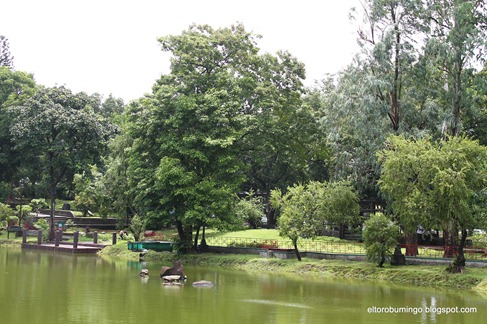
[1,246,486,324]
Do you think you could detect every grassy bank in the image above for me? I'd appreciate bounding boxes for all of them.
[99,242,487,292]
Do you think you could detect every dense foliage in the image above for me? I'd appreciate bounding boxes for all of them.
[8,86,114,238]
[271,180,360,261]
[360,213,401,267]
[0,2,486,264]
[378,134,487,271]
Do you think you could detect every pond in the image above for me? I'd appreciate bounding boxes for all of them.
[1,246,486,324]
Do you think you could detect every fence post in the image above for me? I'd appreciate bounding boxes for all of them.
[22,229,27,244]
[112,232,117,245]
[37,230,42,245]
[73,231,79,249]
[93,231,98,244]
[55,230,61,247]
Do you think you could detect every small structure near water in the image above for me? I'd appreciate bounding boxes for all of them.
[20,229,110,254]
[128,241,173,252]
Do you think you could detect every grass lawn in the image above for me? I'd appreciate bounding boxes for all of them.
[204,228,344,242]
[205,228,282,240]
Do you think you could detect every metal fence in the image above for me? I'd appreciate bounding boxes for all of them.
[204,236,487,260]
[204,237,366,254]
[400,244,487,260]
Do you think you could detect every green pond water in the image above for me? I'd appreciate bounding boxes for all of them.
[1,246,486,324]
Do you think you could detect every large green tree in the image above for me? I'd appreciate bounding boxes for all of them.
[9,86,112,239]
[0,67,37,201]
[316,0,486,206]
[124,24,260,246]
[377,134,487,272]
[239,51,328,226]
[271,180,360,261]
[353,0,422,132]
[120,23,312,247]
[313,69,390,201]
[422,0,487,136]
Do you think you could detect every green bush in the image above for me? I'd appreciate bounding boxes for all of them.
[30,199,48,213]
[234,194,264,229]
[34,218,50,242]
[0,203,15,221]
[129,214,144,241]
[363,213,400,267]
[470,233,487,248]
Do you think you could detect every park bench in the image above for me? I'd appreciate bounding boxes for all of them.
[7,226,22,239]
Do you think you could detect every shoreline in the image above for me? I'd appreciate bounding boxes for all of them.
[3,239,487,293]
[99,243,487,293]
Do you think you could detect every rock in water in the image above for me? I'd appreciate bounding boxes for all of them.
[163,275,183,282]
[160,260,186,280]
[192,280,214,287]
[160,266,170,277]
[139,269,149,278]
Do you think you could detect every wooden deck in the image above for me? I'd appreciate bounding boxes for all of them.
[19,229,116,254]
[22,242,107,254]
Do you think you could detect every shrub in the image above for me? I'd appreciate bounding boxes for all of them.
[129,214,144,241]
[34,218,50,242]
[0,203,15,221]
[363,213,400,267]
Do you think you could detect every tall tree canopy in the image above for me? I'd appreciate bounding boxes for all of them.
[0,67,37,200]
[9,86,113,238]
[315,0,486,205]
[422,0,487,136]
[353,0,422,132]
[119,23,311,246]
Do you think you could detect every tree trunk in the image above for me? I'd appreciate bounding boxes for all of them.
[339,223,345,239]
[378,244,386,267]
[292,238,302,261]
[194,225,200,251]
[451,70,462,137]
[267,208,276,228]
[49,179,56,241]
[387,4,401,132]
[449,229,467,273]
[176,220,193,253]
[200,226,208,249]
[176,220,185,242]
[7,179,14,204]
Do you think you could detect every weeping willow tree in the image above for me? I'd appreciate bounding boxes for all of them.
[378,134,487,272]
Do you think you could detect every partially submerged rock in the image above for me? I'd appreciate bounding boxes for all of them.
[163,275,183,281]
[192,280,214,287]
[160,260,186,280]
[139,269,149,278]
[162,275,184,286]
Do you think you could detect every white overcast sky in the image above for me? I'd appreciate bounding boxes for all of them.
[2,0,360,103]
